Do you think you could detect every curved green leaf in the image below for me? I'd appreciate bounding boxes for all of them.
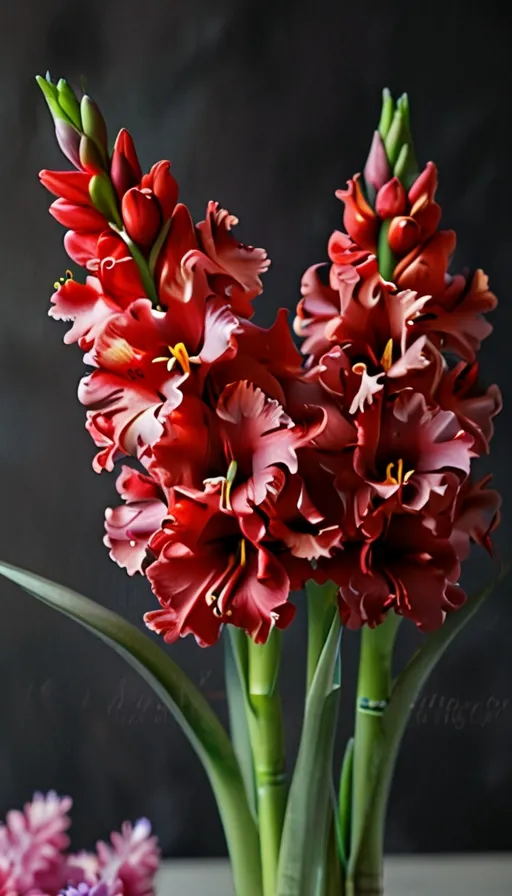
[0,561,262,896]
[277,613,341,896]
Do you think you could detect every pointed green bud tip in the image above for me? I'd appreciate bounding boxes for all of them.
[393,141,420,191]
[80,95,108,158]
[36,74,67,122]
[56,78,82,131]
[397,93,413,142]
[384,107,408,168]
[378,87,395,140]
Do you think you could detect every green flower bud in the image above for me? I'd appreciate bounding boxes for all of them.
[89,173,122,228]
[393,142,419,191]
[36,74,68,124]
[384,108,408,168]
[79,134,105,174]
[56,78,82,130]
[378,88,395,140]
[81,95,108,161]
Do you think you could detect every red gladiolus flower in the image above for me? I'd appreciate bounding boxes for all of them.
[40,82,501,642]
[320,516,465,632]
[144,491,295,646]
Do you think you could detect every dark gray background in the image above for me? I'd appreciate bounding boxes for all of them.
[0,0,510,858]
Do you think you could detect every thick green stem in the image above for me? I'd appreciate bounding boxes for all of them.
[347,613,400,895]
[248,630,286,896]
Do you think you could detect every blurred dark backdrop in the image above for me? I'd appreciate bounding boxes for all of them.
[0,0,510,858]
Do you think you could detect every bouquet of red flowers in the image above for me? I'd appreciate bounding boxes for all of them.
[0,77,502,896]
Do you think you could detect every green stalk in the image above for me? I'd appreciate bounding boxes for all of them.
[346,613,400,896]
[115,227,160,307]
[352,577,502,896]
[248,629,287,896]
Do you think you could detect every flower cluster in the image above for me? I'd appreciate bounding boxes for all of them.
[40,78,500,641]
[294,91,501,629]
[0,791,159,896]
[39,75,330,646]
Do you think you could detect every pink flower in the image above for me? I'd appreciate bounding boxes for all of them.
[0,792,71,895]
[96,819,160,896]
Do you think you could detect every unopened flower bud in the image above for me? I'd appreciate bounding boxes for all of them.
[79,134,105,174]
[378,87,395,140]
[364,131,391,196]
[54,119,81,169]
[375,177,406,219]
[141,161,179,220]
[89,174,122,228]
[81,95,108,161]
[56,78,82,130]
[122,187,162,247]
[110,129,142,198]
[388,215,421,255]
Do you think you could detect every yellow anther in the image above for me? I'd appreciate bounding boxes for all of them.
[240,538,247,567]
[383,458,414,487]
[152,342,191,374]
[384,461,398,486]
[169,342,191,374]
[380,338,394,372]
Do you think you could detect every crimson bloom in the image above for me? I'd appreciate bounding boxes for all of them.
[40,76,501,643]
[145,490,294,646]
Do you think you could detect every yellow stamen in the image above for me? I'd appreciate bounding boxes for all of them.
[169,342,190,374]
[53,270,74,290]
[384,461,398,486]
[380,338,394,372]
[152,342,191,374]
[240,538,247,567]
[383,458,414,486]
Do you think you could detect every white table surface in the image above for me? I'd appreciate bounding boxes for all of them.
[157,855,512,895]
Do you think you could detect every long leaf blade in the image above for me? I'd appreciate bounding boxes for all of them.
[0,561,262,896]
[277,613,341,896]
